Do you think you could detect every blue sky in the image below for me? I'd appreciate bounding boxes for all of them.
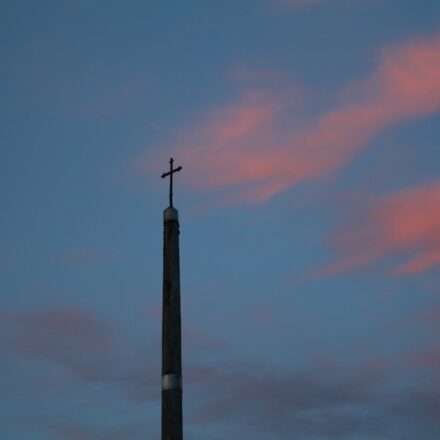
[1,1,440,439]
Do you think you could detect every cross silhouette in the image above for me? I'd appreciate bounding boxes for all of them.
[161,158,182,207]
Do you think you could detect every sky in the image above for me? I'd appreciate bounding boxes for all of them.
[1,0,440,438]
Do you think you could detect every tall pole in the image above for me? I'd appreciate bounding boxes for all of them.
[161,159,183,440]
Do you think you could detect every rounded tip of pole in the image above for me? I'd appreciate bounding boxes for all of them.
[163,207,179,222]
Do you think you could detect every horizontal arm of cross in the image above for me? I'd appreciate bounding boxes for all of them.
[161,166,182,178]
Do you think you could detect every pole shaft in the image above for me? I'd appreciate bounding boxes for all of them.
[162,209,182,440]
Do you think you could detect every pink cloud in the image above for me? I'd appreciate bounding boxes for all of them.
[0,306,165,404]
[410,349,440,369]
[188,356,391,435]
[317,179,440,276]
[145,34,440,205]
[418,307,440,325]
[53,422,156,440]
[183,324,229,353]
[246,306,278,329]
[0,308,115,380]
[144,304,162,319]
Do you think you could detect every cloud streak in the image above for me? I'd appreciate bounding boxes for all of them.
[185,356,439,439]
[317,179,440,276]
[147,34,440,205]
[0,308,115,381]
[3,307,439,439]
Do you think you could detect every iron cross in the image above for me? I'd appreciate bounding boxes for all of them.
[161,158,182,207]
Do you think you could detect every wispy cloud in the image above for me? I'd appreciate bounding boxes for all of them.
[417,306,440,325]
[186,356,439,439]
[3,306,439,438]
[145,34,440,205]
[52,420,159,440]
[316,179,440,277]
[410,348,440,369]
[0,308,115,381]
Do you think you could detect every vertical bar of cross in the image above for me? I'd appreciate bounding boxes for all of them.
[161,158,182,208]
[169,158,174,207]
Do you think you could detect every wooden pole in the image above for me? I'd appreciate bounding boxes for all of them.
[162,206,183,440]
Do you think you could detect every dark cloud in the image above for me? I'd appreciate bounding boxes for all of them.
[0,306,160,402]
[2,307,439,439]
[52,422,158,440]
[183,359,440,439]
[0,308,115,381]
